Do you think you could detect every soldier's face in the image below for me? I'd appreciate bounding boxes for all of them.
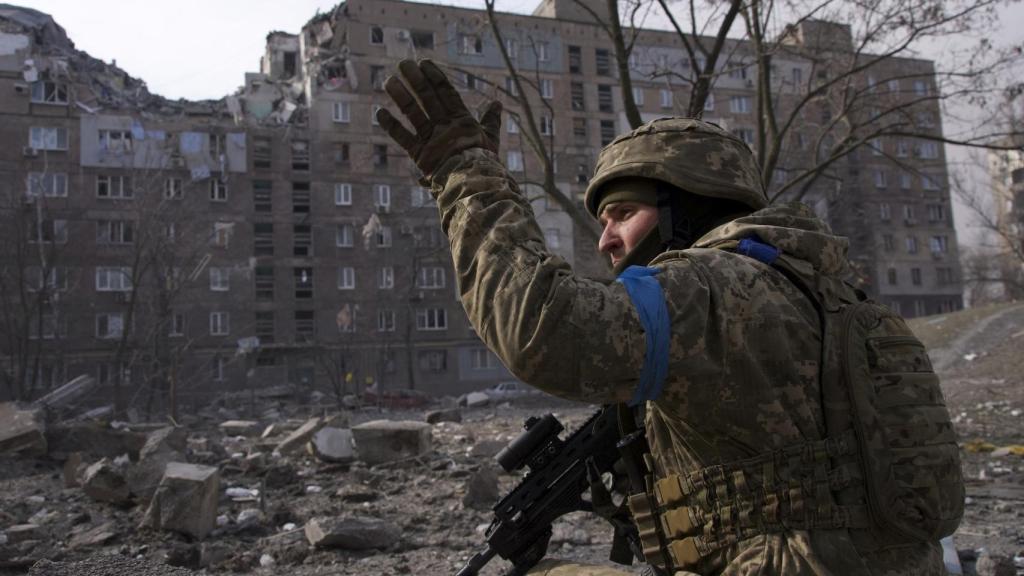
[598,202,659,268]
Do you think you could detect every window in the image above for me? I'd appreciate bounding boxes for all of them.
[255,266,274,300]
[903,204,916,223]
[210,179,228,202]
[411,30,434,49]
[869,138,883,156]
[899,171,912,190]
[212,356,226,382]
[882,234,894,252]
[733,128,754,146]
[26,172,68,198]
[334,142,350,165]
[628,52,640,70]
[332,101,351,123]
[918,141,940,159]
[209,267,230,291]
[254,222,274,256]
[30,219,67,244]
[595,48,611,75]
[292,181,310,213]
[338,266,355,289]
[913,80,929,96]
[728,64,748,80]
[541,79,554,99]
[791,67,803,86]
[571,82,585,111]
[293,224,312,256]
[211,134,227,158]
[418,349,447,372]
[255,312,274,343]
[253,180,272,212]
[504,75,519,97]
[906,235,918,254]
[96,220,134,245]
[545,228,561,249]
[888,79,900,93]
[471,348,499,370]
[704,93,715,111]
[887,267,898,285]
[568,45,582,74]
[294,267,313,299]
[416,308,448,330]
[505,38,518,60]
[374,184,391,212]
[337,304,357,333]
[922,174,940,191]
[729,96,751,114]
[291,139,310,170]
[536,41,550,62]
[417,266,446,289]
[96,313,124,339]
[929,235,948,254]
[378,309,396,332]
[336,224,354,247]
[370,25,384,45]
[379,266,394,289]
[540,115,554,136]
[598,85,613,112]
[411,186,430,207]
[210,312,230,336]
[212,222,232,248]
[874,170,888,189]
[573,117,587,139]
[332,182,352,206]
[507,150,524,172]
[896,140,909,158]
[600,120,616,146]
[253,136,272,169]
[376,226,393,247]
[97,175,132,199]
[914,300,927,317]
[169,313,185,337]
[632,86,645,107]
[31,81,67,104]
[95,267,132,292]
[98,130,132,153]
[879,203,891,221]
[29,126,69,150]
[911,268,922,286]
[937,267,954,285]
[26,266,67,293]
[460,34,483,55]
[660,89,672,109]
[374,144,388,167]
[164,177,183,200]
[927,204,946,222]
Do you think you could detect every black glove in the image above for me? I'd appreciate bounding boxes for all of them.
[377,59,502,182]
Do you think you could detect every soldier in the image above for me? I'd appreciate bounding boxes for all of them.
[378,59,958,575]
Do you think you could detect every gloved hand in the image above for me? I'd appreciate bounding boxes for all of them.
[377,59,502,182]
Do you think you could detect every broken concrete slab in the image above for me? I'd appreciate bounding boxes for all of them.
[309,427,354,463]
[139,426,187,461]
[46,422,146,461]
[219,420,261,437]
[470,439,507,458]
[142,462,220,539]
[425,409,462,424]
[82,458,131,505]
[31,375,97,413]
[63,452,83,488]
[462,392,490,408]
[67,522,117,549]
[274,417,322,455]
[5,524,42,544]
[0,402,46,455]
[304,516,400,550]
[462,466,500,511]
[128,449,185,502]
[351,420,432,465]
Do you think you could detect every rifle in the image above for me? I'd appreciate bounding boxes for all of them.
[456,405,644,576]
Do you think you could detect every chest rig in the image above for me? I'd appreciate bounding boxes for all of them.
[624,238,964,573]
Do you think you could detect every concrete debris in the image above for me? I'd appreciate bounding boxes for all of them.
[46,422,146,461]
[31,375,97,414]
[82,458,131,505]
[462,466,500,511]
[976,549,1016,576]
[0,402,46,455]
[274,416,323,455]
[462,392,490,408]
[304,516,400,550]
[5,523,42,544]
[470,439,507,458]
[425,408,462,424]
[142,463,220,539]
[28,556,196,576]
[309,427,354,463]
[62,452,84,488]
[351,420,431,465]
[219,420,261,437]
[67,522,117,549]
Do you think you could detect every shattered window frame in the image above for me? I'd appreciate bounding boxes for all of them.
[31,80,68,105]
[334,142,350,165]
[379,266,394,289]
[573,117,587,140]
[595,48,611,76]
[597,84,613,113]
[568,45,582,74]
[292,181,311,213]
[375,226,393,248]
[374,184,391,212]
[95,312,125,340]
[99,129,133,153]
[291,139,311,171]
[460,34,484,56]
[570,82,585,111]
[169,313,186,337]
[600,120,616,146]
[411,30,434,50]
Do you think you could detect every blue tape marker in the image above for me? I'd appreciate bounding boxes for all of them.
[616,265,670,406]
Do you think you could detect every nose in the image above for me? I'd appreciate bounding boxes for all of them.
[598,222,620,255]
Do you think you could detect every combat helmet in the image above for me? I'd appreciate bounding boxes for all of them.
[584,118,768,219]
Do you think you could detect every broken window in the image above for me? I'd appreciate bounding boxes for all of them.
[96,313,125,339]
[411,30,434,49]
[254,222,274,256]
[209,179,228,202]
[376,226,393,248]
[30,219,67,244]
[596,49,611,76]
[291,139,310,171]
[568,45,582,74]
[379,267,394,289]
[540,116,554,136]
[255,266,274,301]
[295,310,316,339]
[292,181,310,213]
[571,82,585,111]
[255,311,275,343]
[31,81,68,104]
[294,267,313,299]
[460,34,483,55]
[164,177,183,200]
[373,144,388,168]
[598,85,613,112]
[370,26,384,45]
[208,133,226,158]
[29,126,69,150]
[418,349,447,372]
[334,142,350,165]
[253,136,272,169]
[97,175,132,199]
[293,224,312,256]
[370,66,386,91]
[96,220,134,245]
[253,180,272,213]
[98,130,132,153]
[282,51,297,78]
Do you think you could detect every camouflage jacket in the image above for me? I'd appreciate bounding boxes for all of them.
[431,149,943,576]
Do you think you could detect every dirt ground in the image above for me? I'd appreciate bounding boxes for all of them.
[1,302,1023,575]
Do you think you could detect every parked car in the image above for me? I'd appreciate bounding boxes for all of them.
[485,381,542,403]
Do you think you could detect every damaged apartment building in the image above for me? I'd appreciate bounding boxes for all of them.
[0,0,963,407]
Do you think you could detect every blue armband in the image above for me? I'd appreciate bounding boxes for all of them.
[616,266,670,406]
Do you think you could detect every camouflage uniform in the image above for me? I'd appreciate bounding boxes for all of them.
[426,129,946,574]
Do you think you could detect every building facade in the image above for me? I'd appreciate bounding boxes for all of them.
[0,0,963,408]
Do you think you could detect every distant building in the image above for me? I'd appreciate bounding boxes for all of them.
[987,136,1024,300]
[0,0,963,406]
